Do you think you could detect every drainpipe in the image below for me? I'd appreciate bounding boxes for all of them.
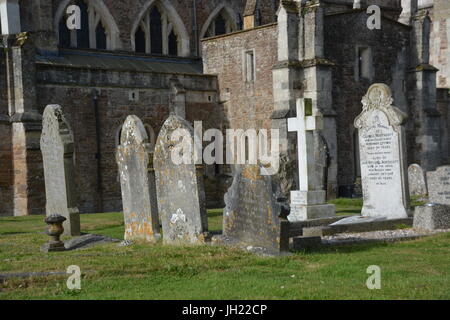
[92,89,103,213]
[192,0,198,57]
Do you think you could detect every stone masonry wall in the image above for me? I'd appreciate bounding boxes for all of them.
[36,63,220,213]
[202,24,278,132]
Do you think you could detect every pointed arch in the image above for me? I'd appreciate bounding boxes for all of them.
[131,0,190,57]
[55,0,122,50]
[200,4,239,40]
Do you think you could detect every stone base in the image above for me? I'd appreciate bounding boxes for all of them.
[62,209,81,237]
[288,204,336,222]
[414,204,450,231]
[292,236,322,250]
[41,241,66,253]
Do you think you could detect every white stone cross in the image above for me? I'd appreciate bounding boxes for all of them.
[288,98,323,191]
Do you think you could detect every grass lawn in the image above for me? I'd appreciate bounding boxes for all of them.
[0,199,448,300]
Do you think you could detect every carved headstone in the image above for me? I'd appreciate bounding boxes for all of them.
[427,166,450,205]
[116,115,160,242]
[224,165,290,254]
[408,164,428,197]
[40,105,80,236]
[154,115,208,244]
[354,84,410,219]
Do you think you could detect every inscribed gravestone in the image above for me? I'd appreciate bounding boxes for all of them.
[354,83,410,219]
[223,165,290,254]
[427,166,450,205]
[40,105,80,236]
[154,115,208,244]
[408,164,428,196]
[116,115,160,242]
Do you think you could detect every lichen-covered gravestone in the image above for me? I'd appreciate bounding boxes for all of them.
[154,115,208,244]
[408,164,428,197]
[354,84,410,219]
[116,115,160,242]
[40,105,80,236]
[223,165,290,254]
[427,166,450,205]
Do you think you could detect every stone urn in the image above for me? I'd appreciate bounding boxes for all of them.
[41,214,67,253]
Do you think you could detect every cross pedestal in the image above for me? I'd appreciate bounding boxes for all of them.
[288,98,336,221]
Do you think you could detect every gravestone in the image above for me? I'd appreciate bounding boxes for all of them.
[154,115,208,244]
[116,115,160,242]
[40,105,80,236]
[223,165,290,254]
[408,164,428,197]
[354,83,410,219]
[287,98,336,221]
[427,166,450,205]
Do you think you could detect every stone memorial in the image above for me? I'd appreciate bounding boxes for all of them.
[287,98,336,221]
[116,115,160,242]
[223,165,290,254]
[414,203,450,231]
[154,115,208,244]
[408,164,428,197]
[40,105,80,236]
[354,83,410,219]
[427,166,450,205]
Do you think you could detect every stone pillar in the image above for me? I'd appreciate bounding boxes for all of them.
[30,0,58,51]
[0,0,21,35]
[271,1,301,201]
[243,0,258,29]
[300,0,338,198]
[399,0,418,26]
[5,33,44,216]
[410,12,441,171]
[170,78,186,119]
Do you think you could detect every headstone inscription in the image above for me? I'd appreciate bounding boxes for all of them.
[354,83,410,219]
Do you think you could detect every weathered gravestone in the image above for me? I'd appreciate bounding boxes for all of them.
[354,84,410,219]
[116,115,160,242]
[427,166,450,205]
[40,105,80,236]
[408,164,428,197]
[223,165,290,254]
[287,98,336,221]
[154,115,208,244]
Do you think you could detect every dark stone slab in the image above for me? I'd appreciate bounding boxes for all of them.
[223,165,290,254]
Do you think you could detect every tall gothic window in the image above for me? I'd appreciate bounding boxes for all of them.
[134,5,181,56]
[204,9,236,38]
[58,0,111,50]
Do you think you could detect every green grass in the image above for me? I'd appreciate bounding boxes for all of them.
[0,202,449,300]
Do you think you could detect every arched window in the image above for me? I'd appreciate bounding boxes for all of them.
[56,0,120,50]
[203,9,238,39]
[133,3,182,56]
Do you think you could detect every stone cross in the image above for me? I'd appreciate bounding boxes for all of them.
[287,98,335,221]
[288,98,323,191]
[40,105,80,236]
